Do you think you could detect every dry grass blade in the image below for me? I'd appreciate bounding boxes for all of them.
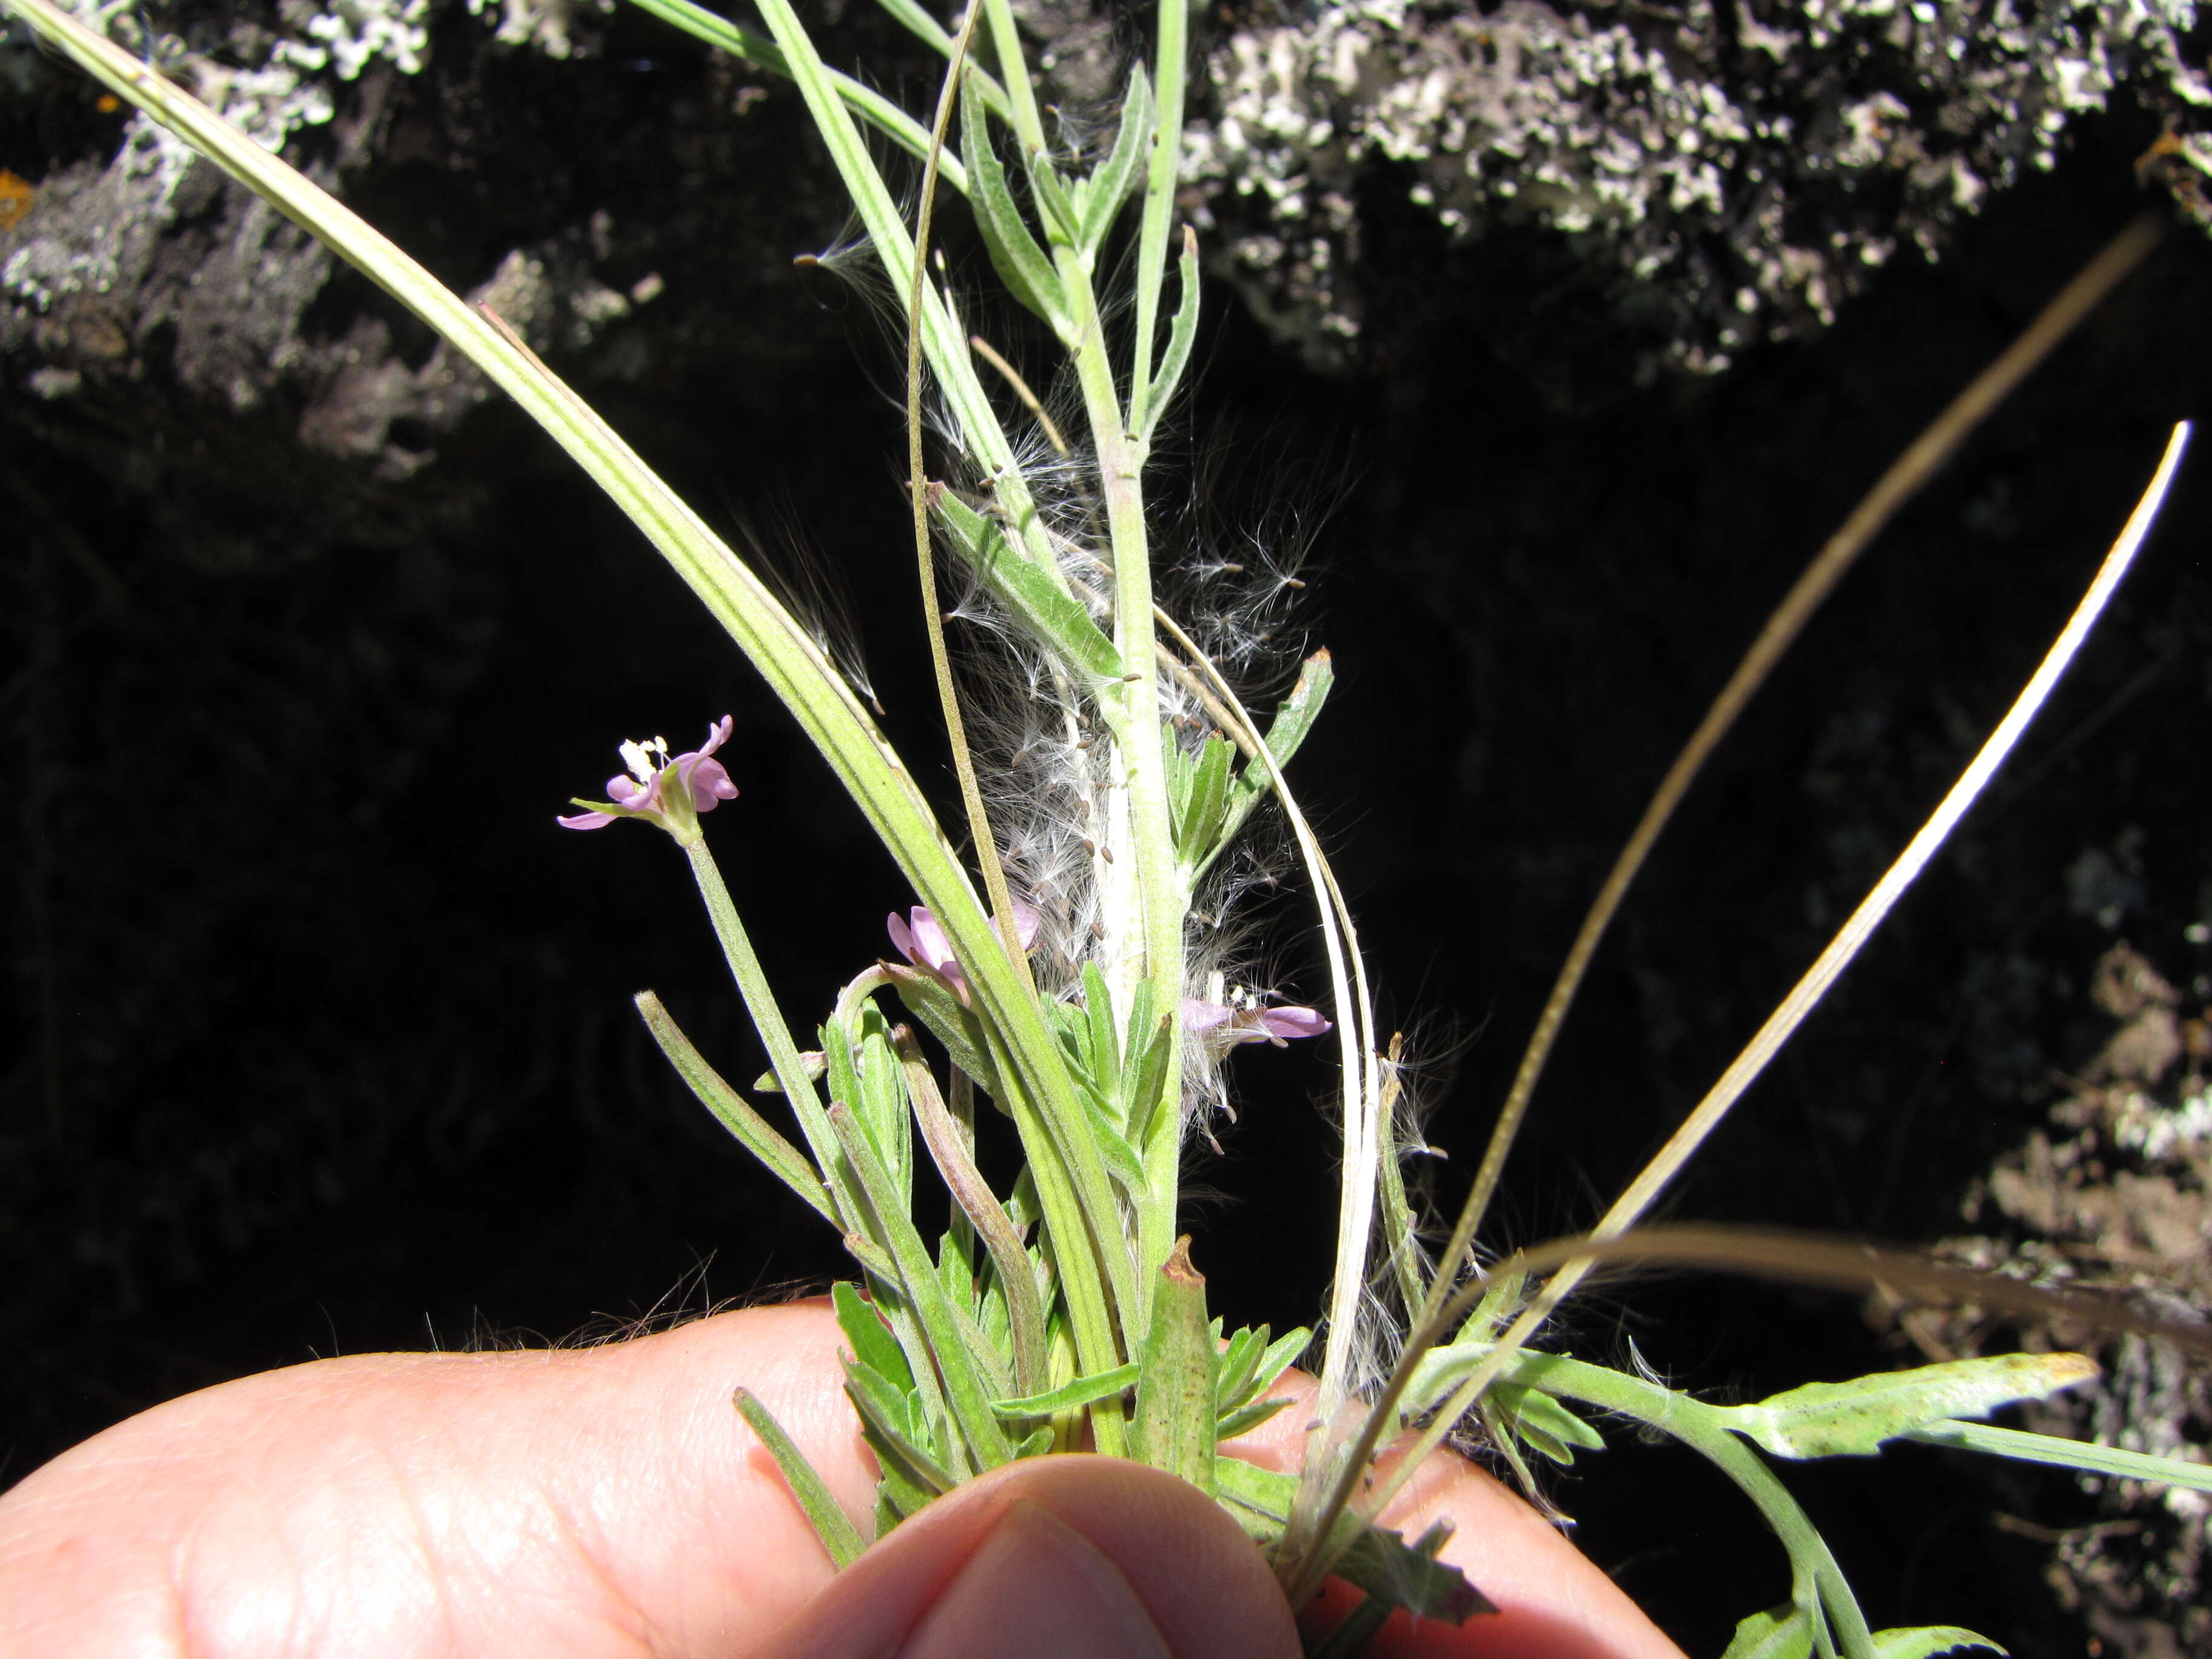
[904,2,1038,999]
[1484,1224,2212,1361]
[1437,214,2167,1291]
[1284,420,2192,1597]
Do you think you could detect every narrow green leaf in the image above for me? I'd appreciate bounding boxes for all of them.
[1871,1630,2005,1659]
[1206,649,1335,875]
[1138,223,1202,445]
[1214,1395,1293,1440]
[993,1362,1142,1418]
[929,484,1122,680]
[1215,1324,1265,1413]
[634,993,837,1227]
[749,1049,827,1094]
[1013,1425,1054,1458]
[1175,733,1235,868]
[1120,1004,1177,1150]
[1723,1604,1815,1659]
[625,0,975,193]
[828,1101,1014,1470]
[879,964,1003,1104]
[1490,1382,1605,1466]
[1132,1238,1219,1492]
[1904,1419,2212,1492]
[1080,1090,1150,1193]
[1239,1327,1310,1412]
[834,1281,914,1392]
[960,81,1070,331]
[853,1006,914,1199]
[1079,65,1152,255]
[1725,1353,2099,1460]
[845,1364,954,1512]
[897,1027,1048,1395]
[1023,148,1081,247]
[734,1388,870,1567]
[1081,960,1122,1104]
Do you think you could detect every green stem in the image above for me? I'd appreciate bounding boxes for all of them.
[1128,0,1187,433]
[1062,251,1185,1300]
[685,838,854,1215]
[1471,1351,1878,1659]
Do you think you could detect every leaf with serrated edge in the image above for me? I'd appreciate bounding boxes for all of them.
[1722,1605,1814,1659]
[1726,1353,2097,1459]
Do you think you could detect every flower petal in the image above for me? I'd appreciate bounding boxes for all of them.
[886,911,921,967]
[682,756,740,809]
[1182,997,1236,1033]
[1259,1005,1331,1041]
[907,907,956,974]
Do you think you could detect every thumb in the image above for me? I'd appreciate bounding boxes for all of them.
[755,1454,1299,1659]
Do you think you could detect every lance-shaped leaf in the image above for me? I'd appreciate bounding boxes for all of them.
[1078,65,1152,256]
[834,1281,913,1390]
[1721,1353,2098,1460]
[878,961,1004,1102]
[635,992,837,1227]
[896,1027,1048,1395]
[1488,1381,1606,1467]
[1120,999,1178,1151]
[734,1387,870,1567]
[1131,1238,1219,1491]
[1723,1604,1815,1659]
[929,484,1121,681]
[992,1362,1142,1419]
[1203,649,1333,876]
[844,1356,955,1520]
[828,1101,1014,1472]
[1173,733,1236,870]
[1220,1325,1310,1418]
[960,79,1070,333]
[1138,224,1202,446]
[1080,960,1123,1106]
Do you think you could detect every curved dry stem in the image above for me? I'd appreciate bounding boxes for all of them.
[905,3,1040,1005]
[1287,421,2191,1598]
[1147,610,1389,1576]
[1441,214,2167,1288]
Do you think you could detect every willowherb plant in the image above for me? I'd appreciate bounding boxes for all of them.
[12,0,2212,1649]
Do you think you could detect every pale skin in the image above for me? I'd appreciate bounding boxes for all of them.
[0,1301,1687,1659]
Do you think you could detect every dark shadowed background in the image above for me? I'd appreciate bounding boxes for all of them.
[5,1,2211,1650]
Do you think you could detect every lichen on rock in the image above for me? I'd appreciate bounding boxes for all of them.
[1186,0,2212,374]
[1902,940,2212,1659]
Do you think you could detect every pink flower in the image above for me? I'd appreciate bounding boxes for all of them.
[1182,995,1332,1048]
[558,717,739,841]
[887,900,1041,999]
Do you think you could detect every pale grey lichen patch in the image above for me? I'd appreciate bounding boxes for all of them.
[466,0,613,59]
[1186,0,2212,374]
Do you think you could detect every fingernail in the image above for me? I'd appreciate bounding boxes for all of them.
[897,1499,1175,1659]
